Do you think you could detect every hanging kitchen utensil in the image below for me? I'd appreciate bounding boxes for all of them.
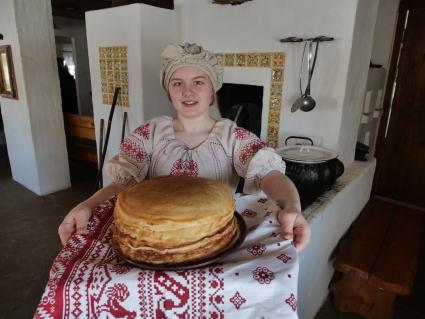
[95,87,120,191]
[291,42,308,112]
[300,40,320,112]
[291,39,321,112]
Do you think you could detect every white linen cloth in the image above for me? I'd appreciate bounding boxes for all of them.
[35,194,299,319]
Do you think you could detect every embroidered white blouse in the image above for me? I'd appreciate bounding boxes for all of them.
[107,116,286,194]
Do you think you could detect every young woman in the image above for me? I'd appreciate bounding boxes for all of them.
[58,43,311,251]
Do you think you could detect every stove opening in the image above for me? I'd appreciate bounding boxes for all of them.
[217,83,263,137]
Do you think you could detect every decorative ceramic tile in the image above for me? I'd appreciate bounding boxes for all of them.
[259,54,271,67]
[99,46,129,107]
[270,83,282,97]
[225,54,235,66]
[216,51,285,148]
[216,53,225,66]
[247,54,259,67]
[270,97,281,108]
[272,68,283,82]
[236,54,246,67]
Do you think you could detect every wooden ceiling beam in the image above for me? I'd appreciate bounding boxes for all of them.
[51,0,173,19]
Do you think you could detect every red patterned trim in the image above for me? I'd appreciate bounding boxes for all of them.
[234,128,251,140]
[239,140,267,165]
[134,123,150,140]
[230,291,246,310]
[170,159,199,177]
[285,293,297,311]
[252,267,275,285]
[241,209,257,217]
[120,138,147,162]
[247,243,266,256]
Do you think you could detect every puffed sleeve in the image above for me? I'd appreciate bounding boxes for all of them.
[106,121,153,185]
[232,126,286,194]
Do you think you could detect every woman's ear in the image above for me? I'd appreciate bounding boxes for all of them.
[209,92,216,106]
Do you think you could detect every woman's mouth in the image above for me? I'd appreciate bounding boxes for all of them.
[182,100,198,106]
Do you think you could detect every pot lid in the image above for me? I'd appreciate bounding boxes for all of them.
[278,145,338,163]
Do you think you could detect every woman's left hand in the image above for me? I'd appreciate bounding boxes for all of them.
[277,207,311,251]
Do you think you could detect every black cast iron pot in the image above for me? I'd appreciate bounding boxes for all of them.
[278,137,345,203]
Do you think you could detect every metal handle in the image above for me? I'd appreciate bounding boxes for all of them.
[285,136,314,146]
[304,40,320,96]
[299,42,308,96]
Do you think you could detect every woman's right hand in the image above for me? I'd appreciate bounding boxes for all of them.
[58,203,93,246]
[58,182,128,246]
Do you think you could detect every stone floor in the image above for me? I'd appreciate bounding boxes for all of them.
[0,146,97,319]
[0,145,424,318]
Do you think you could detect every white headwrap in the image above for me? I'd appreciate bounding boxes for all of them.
[160,43,224,92]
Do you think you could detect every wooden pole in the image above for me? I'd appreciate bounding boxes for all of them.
[95,87,120,191]
[97,119,105,189]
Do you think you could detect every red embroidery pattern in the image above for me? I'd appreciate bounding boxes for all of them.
[241,209,257,218]
[247,244,266,256]
[230,291,246,310]
[239,139,267,165]
[277,254,292,264]
[87,199,116,237]
[170,159,199,177]
[234,128,251,140]
[257,198,267,204]
[110,264,132,275]
[136,268,225,319]
[252,267,275,284]
[97,284,136,319]
[134,123,150,139]
[209,267,225,319]
[154,271,190,318]
[138,271,154,319]
[120,139,146,162]
[285,293,297,311]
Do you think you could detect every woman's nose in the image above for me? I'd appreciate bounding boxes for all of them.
[182,86,194,97]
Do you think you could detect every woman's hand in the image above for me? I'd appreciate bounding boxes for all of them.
[57,182,128,246]
[259,170,311,251]
[277,207,311,251]
[58,203,92,246]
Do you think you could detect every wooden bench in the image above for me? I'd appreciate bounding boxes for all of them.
[63,113,98,165]
[330,199,423,319]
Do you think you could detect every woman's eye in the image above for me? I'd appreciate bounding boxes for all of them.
[194,80,204,86]
[171,81,182,87]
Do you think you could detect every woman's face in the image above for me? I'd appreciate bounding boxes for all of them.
[168,66,214,119]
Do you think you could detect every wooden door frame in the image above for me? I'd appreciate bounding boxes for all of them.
[372,0,425,194]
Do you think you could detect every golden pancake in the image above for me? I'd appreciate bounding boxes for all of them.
[113,176,238,265]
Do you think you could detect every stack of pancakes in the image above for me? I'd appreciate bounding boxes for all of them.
[112,176,239,265]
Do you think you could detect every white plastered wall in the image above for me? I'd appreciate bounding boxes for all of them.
[175,0,360,165]
[371,0,401,69]
[0,0,70,195]
[338,0,380,164]
[86,4,178,185]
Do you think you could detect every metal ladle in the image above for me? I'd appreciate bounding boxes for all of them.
[300,40,319,111]
[291,40,320,112]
